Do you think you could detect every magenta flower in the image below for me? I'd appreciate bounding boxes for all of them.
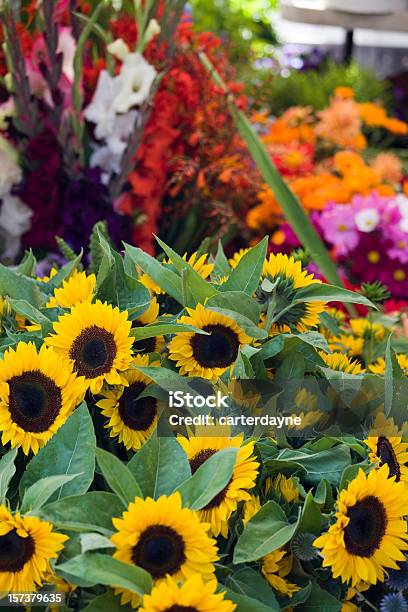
[317,203,359,255]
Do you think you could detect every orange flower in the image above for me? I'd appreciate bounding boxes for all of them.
[334,86,354,99]
[370,152,403,184]
[383,117,408,135]
[315,98,362,149]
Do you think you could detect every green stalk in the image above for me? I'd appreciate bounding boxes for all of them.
[200,53,355,314]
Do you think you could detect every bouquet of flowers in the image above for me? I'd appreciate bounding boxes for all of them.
[0,0,249,262]
[0,226,407,609]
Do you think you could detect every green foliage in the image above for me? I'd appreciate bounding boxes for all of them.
[251,61,393,115]
[190,0,279,71]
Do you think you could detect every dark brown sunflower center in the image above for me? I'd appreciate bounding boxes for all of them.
[131,525,185,578]
[377,436,401,481]
[191,324,239,369]
[133,322,157,354]
[0,529,35,572]
[190,449,232,510]
[8,370,62,433]
[344,495,387,557]
[164,607,198,612]
[118,382,157,431]
[69,326,116,378]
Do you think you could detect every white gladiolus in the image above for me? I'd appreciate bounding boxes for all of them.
[0,195,32,259]
[0,137,22,199]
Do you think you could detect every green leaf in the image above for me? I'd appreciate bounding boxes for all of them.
[295,283,376,309]
[302,581,341,611]
[234,501,299,563]
[177,447,237,510]
[20,402,96,502]
[156,236,218,306]
[80,533,114,554]
[131,322,209,340]
[96,448,142,507]
[384,334,404,416]
[206,291,260,324]
[127,433,191,498]
[226,567,280,611]
[16,250,37,276]
[275,446,351,486]
[0,264,46,306]
[339,462,371,492]
[124,243,184,304]
[7,298,54,335]
[82,591,126,612]
[222,238,267,295]
[0,448,17,502]
[213,241,231,277]
[38,254,83,294]
[221,588,274,612]
[96,232,150,316]
[275,353,305,380]
[297,491,322,535]
[21,474,81,513]
[56,553,152,595]
[40,492,124,536]
[260,333,329,360]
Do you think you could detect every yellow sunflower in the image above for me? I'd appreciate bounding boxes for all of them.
[261,548,300,597]
[365,435,408,484]
[319,352,364,375]
[111,492,218,609]
[168,304,252,380]
[265,474,300,503]
[133,297,164,355]
[314,465,408,586]
[349,319,385,341]
[329,335,364,358]
[139,574,236,612]
[0,505,68,592]
[0,342,86,455]
[228,248,250,269]
[369,354,408,375]
[47,270,96,308]
[177,430,259,537]
[242,495,261,526]
[140,253,214,295]
[45,301,133,394]
[260,254,326,333]
[96,355,159,451]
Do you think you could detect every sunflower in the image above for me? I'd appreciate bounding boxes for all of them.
[319,352,364,375]
[139,574,236,612]
[228,248,250,269]
[313,465,408,586]
[242,495,261,526]
[259,254,326,333]
[265,474,299,503]
[45,301,133,394]
[111,492,218,608]
[369,354,408,376]
[133,297,164,355]
[365,436,408,484]
[96,355,159,451]
[261,548,300,597]
[0,342,86,455]
[47,270,96,308]
[0,505,68,592]
[168,304,252,380]
[329,335,364,358]
[140,253,214,295]
[177,430,259,537]
[350,319,385,341]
